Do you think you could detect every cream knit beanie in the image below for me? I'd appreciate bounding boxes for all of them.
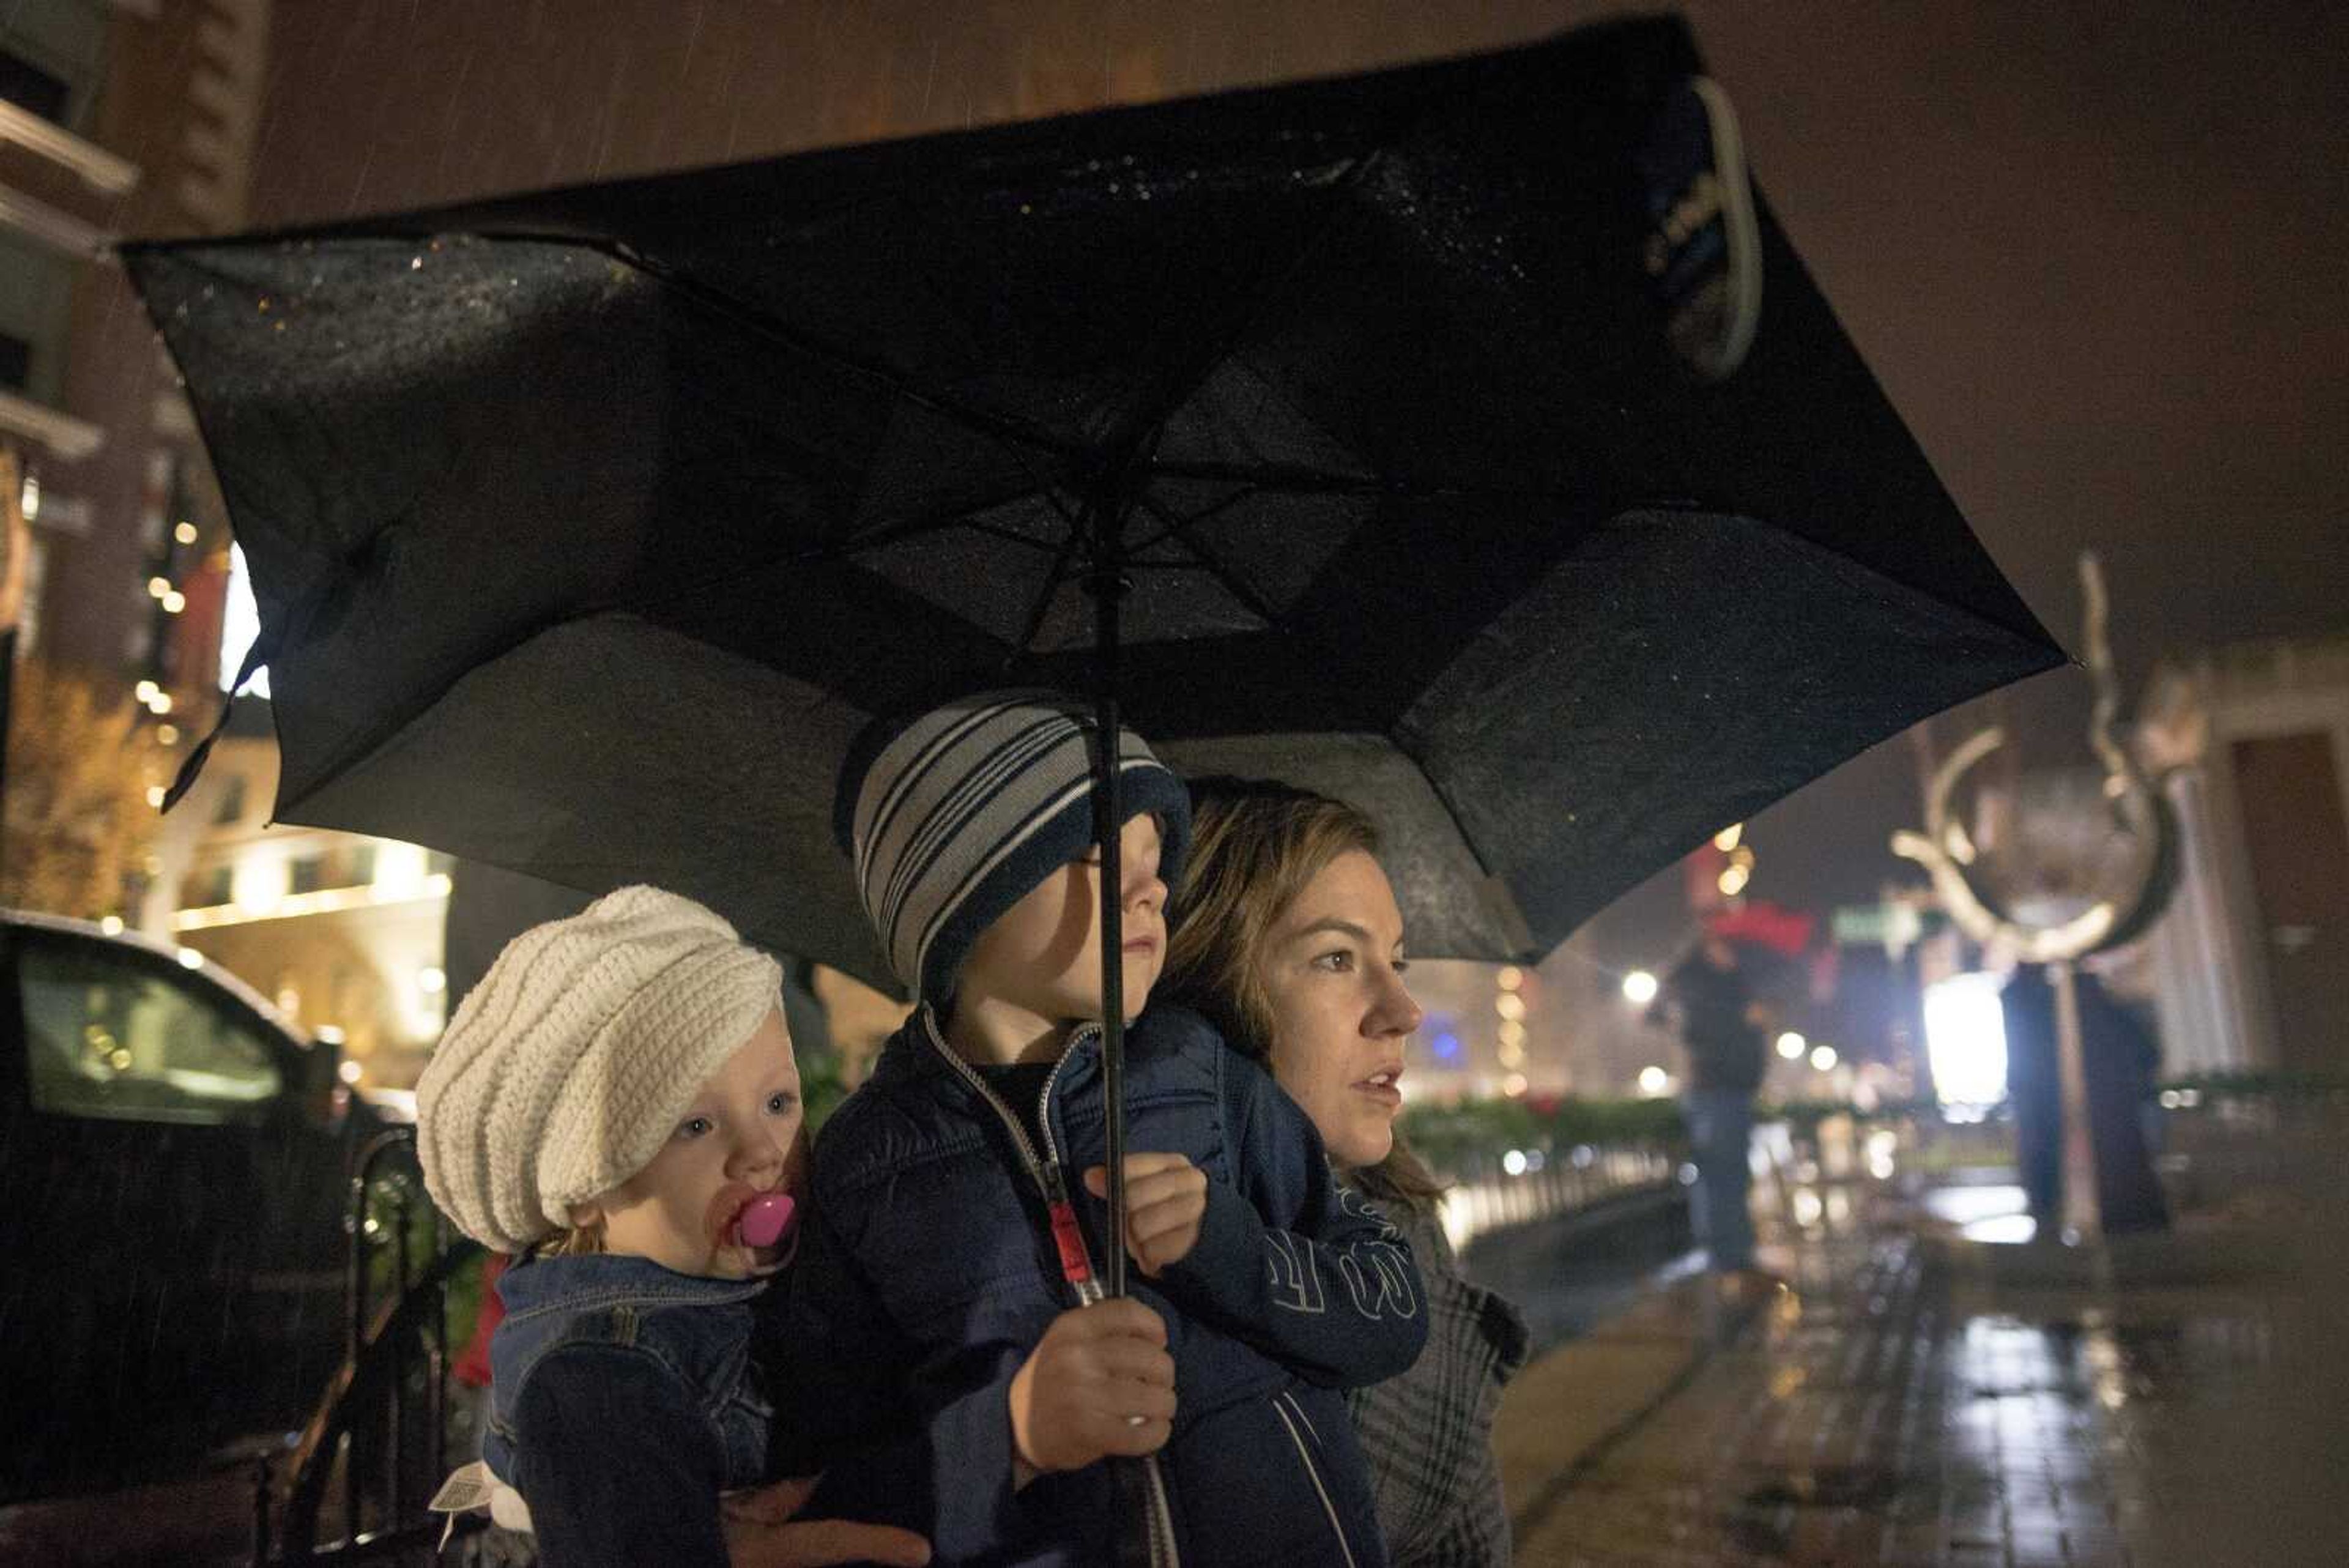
[416,885,782,1254]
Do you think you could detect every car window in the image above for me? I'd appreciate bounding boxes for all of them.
[19,935,285,1126]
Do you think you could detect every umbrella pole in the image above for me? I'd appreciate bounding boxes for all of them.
[1087,534,1131,1302]
[1089,519,1168,1568]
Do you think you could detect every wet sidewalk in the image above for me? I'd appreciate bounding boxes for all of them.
[1490,1180,2348,1567]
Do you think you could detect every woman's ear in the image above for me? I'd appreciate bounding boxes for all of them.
[566,1200,606,1231]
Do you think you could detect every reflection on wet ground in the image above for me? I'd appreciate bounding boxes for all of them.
[1495,1170,2348,1566]
[1466,1186,1704,1352]
[1921,1183,2041,1246]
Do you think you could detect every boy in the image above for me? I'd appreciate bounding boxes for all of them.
[774,691,1427,1566]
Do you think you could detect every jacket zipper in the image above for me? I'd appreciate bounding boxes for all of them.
[1272,1398,1359,1568]
[922,1012,1183,1567]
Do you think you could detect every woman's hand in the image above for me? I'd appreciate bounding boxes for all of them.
[1083,1153,1208,1276]
[721,1476,930,1567]
[1008,1298,1176,1475]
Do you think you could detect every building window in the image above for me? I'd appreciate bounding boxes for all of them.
[0,50,71,123]
[179,864,234,910]
[343,844,377,886]
[0,330,29,393]
[212,773,247,826]
[288,853,325,895]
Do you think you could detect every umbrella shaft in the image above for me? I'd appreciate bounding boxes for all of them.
[1090,545,1130,1302]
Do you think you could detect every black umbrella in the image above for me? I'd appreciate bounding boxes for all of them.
[123,16,2059,1295]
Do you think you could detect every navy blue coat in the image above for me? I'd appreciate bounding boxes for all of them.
[768,1003,1427,1567]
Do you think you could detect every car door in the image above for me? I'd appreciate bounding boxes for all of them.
[0,923,355,1503]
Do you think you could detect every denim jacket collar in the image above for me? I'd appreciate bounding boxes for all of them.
[495,1249,767,1322]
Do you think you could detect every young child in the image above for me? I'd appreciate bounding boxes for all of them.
[774,691,1428,1567]
[414,885,927,1568]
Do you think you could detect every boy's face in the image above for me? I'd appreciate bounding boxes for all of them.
[576,1004,807,1280]
[957,811,1168,1038]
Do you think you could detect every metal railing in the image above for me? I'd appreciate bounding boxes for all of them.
[1435,1143,1682,1252]
[252,1127,484,1566]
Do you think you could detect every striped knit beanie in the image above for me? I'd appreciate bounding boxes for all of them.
[415,885,782,1254]
[842,689,1192,1005]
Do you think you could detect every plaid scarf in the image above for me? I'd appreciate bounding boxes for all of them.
[1345,1181,1531,1566]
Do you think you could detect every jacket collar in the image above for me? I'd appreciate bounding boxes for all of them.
[495,1249,766,1320]
[869,1003,1102,1095]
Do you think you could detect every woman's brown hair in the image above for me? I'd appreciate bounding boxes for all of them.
[1162,777,1447,1214]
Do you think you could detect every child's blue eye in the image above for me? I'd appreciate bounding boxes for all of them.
[675,1116,714,1140]
[765,1091,798,1117]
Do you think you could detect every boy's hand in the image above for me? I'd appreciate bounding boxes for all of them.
[1084,1153,1208,1276]
[720,1474,932,1566]
[1008,1298,1176,1474]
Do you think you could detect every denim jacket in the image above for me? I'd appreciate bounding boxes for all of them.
[484,1252,773,1566]
[768,1003,1428,1568]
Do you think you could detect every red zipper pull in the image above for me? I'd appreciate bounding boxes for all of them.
[1047,1198,1094,1286]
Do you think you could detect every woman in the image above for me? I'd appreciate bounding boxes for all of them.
[1163,778,1531,1567]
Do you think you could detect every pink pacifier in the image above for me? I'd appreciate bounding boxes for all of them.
[733,1191,798,1251]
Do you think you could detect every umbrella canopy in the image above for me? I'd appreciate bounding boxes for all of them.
[123,14,2060,994]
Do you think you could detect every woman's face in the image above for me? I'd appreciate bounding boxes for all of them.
[1258,849,1423,1170]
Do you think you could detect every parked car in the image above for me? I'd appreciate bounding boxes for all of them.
[0,908,395,1515]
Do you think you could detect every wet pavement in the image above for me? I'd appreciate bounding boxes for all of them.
[1487,1169,2349,1567]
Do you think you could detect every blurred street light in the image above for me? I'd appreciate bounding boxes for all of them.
[1622,968,1658,1005]
[1776,1030,1806,1060]
[1809,1044,1839,1071]
[1923,972,2008,1109]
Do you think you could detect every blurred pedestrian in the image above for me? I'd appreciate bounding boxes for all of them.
[1999,965,2063,1225]
[1654,934,1782,1302]
[1165,776,1531,1568]
[2000,963,2169,1235]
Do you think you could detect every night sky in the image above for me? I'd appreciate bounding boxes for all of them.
[231,1,2349,941]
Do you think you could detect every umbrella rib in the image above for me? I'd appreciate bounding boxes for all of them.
[611,239,1107,566]
[1096,147,1387,483]
[1123,480,1260,555]
[603,238,1084,466]
[1010,528,1087,656]
[1128,492,1286,631]
[825,501,1067,560]
[1143,458,1572,502]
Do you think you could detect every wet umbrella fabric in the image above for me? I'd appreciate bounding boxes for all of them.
[122,14,2059,997]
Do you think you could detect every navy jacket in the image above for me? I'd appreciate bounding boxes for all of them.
[486,1252,772,1567]
[769,1003,1427,1567]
